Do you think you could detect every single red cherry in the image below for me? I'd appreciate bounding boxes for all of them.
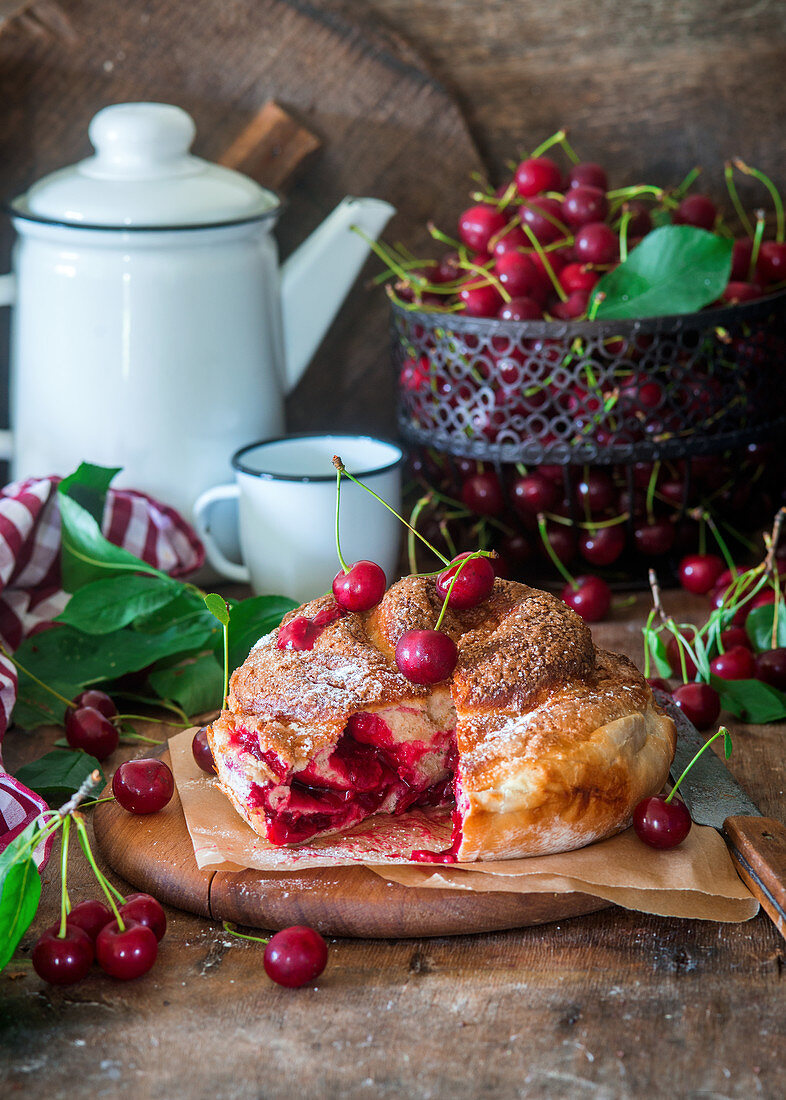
[461,472,504,517]
[567,162,608,191]
[277,616,319,651]
[579,525,626,567]
[633,795,692,849]
[119,893,167,942]
[710,645,755,681]
[66,899,113,943]
[563,186,609,229]
[678,553,725,595]
[72,689,118,720]
[673,194,716,230]
[458,280,503,318]
[560,262,600,293]
[573,222,618,265]
[541,524,578,566]
[32,925,94,985]
[514,155,562,198]
[549,289,590,319]
[575,470,616,513]
[634,520,675,557]
[192,726,217,773]
[719,627,752,651]
[647,677,672,694]
[561,575,611,622]
[263,925,328,988]
[332,560,386,613]
[492,224,529,257]
[756,241,786,284]
[722,281,764,304]
[626,201,652,237]
[395,629,458,685]
[672,683,721,730]
[457,204,508,254]
[112,758,174,815]
[436,554,495,610]
[731,238,753,280]
[64,706,119,761]
[754,648,786,690]
[494,252,544,299]
[511,473,558,516]
[96,918,158,980]
[520,197,566,245]
[497,296,543,321]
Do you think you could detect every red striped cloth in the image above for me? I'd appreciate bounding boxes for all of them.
[0,476,203,865]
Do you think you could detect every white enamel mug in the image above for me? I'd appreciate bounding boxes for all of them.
[193,434,404,601]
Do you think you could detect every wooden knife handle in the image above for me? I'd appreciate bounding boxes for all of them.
[724,816,786,940]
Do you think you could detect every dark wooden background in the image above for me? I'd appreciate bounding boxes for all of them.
[0,0,784,457]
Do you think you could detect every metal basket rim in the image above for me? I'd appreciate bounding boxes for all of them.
[391,286,786,337]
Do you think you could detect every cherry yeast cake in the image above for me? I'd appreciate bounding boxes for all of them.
[207,576,676,862]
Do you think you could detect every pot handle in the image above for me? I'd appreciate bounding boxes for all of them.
[0,274,16,307]
[193,484,250,584]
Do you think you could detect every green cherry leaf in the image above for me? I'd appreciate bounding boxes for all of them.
[645,630,672,678]
[149,653,224,717]
[204,593,231,627]
[57,574,181,635]
[723,728,733,759]
[14,750,104,806]
[744,601,786,653]
[710,674,786,724]
[58,492,168,593]
[591,226,733,320]
[58,462,121,524]
[0,858,42,972]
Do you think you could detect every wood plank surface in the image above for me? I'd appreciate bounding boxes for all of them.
[2,591,784,1099]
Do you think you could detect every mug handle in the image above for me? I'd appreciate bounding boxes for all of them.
[193,484,250,584]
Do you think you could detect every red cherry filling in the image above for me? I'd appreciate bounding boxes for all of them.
[237,710,457,848]
[277,602,346,651]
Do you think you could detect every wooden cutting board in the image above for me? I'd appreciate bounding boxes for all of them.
[0,0,485,442]
[93,749,610,939]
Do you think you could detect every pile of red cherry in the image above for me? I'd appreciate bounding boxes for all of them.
[391,142,784,319]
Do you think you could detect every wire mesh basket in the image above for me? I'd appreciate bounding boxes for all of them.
[391,292,786,582]
[392,291,786,466]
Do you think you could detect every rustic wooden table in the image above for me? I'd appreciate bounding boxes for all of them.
[1,591,784,1100]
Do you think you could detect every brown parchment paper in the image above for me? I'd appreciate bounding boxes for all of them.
[170,729,758,922]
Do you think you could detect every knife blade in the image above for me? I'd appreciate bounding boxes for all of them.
[653,688,786,940]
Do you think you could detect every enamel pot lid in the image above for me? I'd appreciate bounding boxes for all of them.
[9,102,280,231]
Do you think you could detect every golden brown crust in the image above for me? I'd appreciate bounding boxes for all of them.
[211,575,676,859]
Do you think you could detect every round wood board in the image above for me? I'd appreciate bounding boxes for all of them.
[93,750,611,939]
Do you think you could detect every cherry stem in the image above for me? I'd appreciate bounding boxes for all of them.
[618,207,633,263]
[688,509,737,575]
[748,210,766,281]
[530,129,568,159]
[0,643,73,709]
[674,166,702,198]
[334,467,350,575]
[643,607,657,678]
[520,223,568,302]
[645,461,660,524]
[558,132,580,165]
[223,920,270,946]
[763,507,786,578]
[115,713,186,729]
[456,258,511,302]
[724,163,754,238]
[733,160,784,242]
[666,727,732,804]
[74,816,126,930]
[433,550,491,632]
[58,815,71,938]
[426,221,462,251]
[332,457,449,566]
[537,513,576,589]
[407,494,432,575]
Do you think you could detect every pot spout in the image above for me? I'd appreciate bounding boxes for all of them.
[279,196,395,393]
